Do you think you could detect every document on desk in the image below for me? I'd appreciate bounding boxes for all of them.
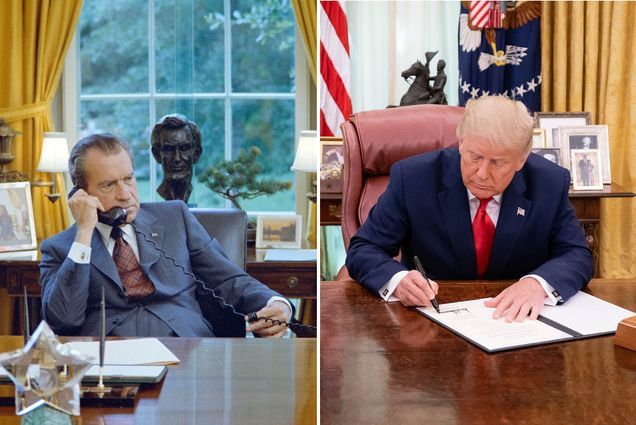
[416,292,636,353]
[66,338,180,365]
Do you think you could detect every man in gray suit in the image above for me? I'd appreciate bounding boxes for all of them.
[40,133,291,337]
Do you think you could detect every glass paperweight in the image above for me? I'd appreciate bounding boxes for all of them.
[0,321,93,416]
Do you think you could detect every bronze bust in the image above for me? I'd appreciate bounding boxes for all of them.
[151,114,202,203]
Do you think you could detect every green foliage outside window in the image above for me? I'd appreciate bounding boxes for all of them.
[79,0,296,211]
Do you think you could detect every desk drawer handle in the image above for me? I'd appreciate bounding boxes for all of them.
[287,276,299,288]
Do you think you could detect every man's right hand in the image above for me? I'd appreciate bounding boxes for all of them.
[393,270,439,307]
[68,188,104,245]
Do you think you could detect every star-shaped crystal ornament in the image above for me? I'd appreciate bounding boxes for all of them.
[0,321,94,416]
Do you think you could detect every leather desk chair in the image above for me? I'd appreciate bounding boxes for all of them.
[191,208,247,270]
[190,208,248,336]
[338,104,465,279]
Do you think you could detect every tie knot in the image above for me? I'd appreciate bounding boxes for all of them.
[478,197,492,210]
[110,226,123,240]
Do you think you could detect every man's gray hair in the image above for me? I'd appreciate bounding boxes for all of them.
[456,96,535,155]
[68,133,133,189]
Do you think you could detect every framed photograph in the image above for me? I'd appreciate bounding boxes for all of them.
[571,149,603,191]
[532,128,546,148]
[0,182,37,252]
[319,137,344,193]
[534,112,591,147]
[256,214,302,249]
[532,148,561,166]
[559,125,611,184]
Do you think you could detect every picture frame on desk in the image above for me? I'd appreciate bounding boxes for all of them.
[559,125,611,184]
[534,111,591,147]
[532,147,561,166]
[0,181,37,253]
[571,149,603,191]
[532,128,546,148]
[256,214,302,249]
[319,137,344,193]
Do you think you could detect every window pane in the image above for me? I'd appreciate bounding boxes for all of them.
[80,100,152,201]
[80,0,149,94]
[155,0,225,93]
[231,0,295,93]
[231,99,295,211]
[154,99,226,207]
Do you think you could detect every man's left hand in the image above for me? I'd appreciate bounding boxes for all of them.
[246,301,292,338]
[484,277,547,322]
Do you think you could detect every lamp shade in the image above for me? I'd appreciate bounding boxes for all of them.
[37,132,69,172]
[290,130,318,172]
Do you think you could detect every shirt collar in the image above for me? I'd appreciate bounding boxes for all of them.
[95,221,134,241]
[466,188,503,204]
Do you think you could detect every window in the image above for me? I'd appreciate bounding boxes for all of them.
[77,0,297,211]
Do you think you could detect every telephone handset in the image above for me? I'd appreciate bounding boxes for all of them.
[68,186,128,227]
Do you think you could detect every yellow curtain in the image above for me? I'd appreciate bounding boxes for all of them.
[0,0,82,241]
[291,0,317,83]
[541,1,636,278]
[0,0,82,334]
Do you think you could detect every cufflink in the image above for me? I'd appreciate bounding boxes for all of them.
[383,289,388,296]
[80,252,86,261]
[552,290,560,298]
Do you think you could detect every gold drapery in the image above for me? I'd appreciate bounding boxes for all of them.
[291,0,317,83]
[0,0,83,333]
[541,1,636,278]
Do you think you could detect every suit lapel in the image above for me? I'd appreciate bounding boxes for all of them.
[487,172,531,277]
[90,230,122,289]
[439,155,476,278]
[133,208,163,273]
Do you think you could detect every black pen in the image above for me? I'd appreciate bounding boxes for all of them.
[414,256,440,313]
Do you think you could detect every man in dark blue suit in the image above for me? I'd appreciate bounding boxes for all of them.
[41,133,291,337]
[346,96,593,322]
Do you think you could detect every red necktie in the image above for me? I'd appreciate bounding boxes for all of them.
[472,197,495,277]
[111,227,155,300]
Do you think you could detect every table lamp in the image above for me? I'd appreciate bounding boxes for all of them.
[291,130,318,202]
[35,132,69,203]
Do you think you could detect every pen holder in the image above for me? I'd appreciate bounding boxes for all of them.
[614,316,636,352]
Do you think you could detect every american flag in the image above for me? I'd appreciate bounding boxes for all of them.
[320,0,352,137]
[470,0,503,29]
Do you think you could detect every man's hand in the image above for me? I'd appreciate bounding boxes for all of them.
[393,270,438,307]
[68,188,104,245]
[484,277,547,322]
[246,300,292,338]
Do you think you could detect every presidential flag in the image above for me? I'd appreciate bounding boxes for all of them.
[458,1,541,112]
[320,0,352,137]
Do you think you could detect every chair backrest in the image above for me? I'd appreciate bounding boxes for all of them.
[341,104,465,248]
[191,208,247,270]
[190,208,247,337]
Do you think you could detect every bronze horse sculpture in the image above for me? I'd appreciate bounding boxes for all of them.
[399,60,433,105]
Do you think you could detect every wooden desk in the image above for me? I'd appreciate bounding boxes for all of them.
[320,184,635,275]
[320,279,636,425]
[0,336,316,424]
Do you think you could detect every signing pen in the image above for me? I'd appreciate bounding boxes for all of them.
[414,256,440,313]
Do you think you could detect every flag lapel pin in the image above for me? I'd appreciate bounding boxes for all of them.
[516,207,525,217]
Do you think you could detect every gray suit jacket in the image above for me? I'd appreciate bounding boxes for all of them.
[40,201,282,336]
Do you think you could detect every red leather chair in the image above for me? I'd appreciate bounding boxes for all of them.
[340,104,465,253]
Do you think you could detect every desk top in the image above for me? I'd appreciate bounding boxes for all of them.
[321,279,636,425]
[0,337,316,425]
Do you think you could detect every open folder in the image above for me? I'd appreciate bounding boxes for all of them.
[416,291,636,353]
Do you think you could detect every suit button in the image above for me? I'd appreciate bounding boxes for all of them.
[113,319,119,324]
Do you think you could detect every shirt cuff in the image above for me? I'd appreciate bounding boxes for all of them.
[267,296,293,321]
[379,270,409,302]
[68,242,91,264]
[523,274,563,306]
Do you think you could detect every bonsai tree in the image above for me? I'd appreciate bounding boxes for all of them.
[198,146,292,210]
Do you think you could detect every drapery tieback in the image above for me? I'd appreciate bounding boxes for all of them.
[0,99,51,123]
